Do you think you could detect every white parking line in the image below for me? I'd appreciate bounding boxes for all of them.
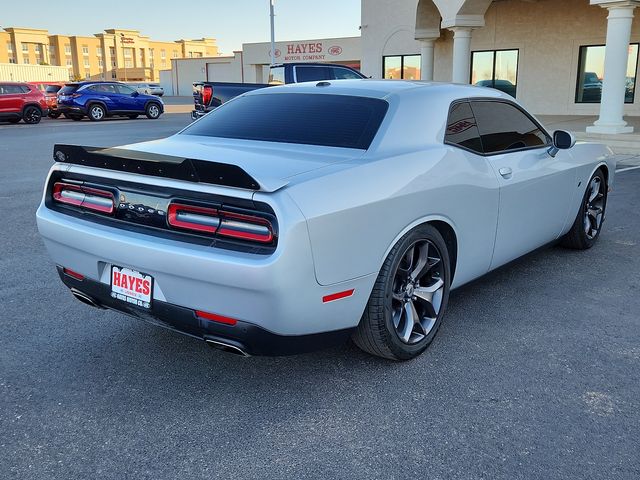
[617,165,640,173]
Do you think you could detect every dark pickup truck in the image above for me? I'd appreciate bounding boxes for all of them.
[191,62,366,119]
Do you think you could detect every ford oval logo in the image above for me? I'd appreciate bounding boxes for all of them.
[328,46,342,56]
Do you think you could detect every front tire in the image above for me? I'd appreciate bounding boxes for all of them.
[562,169,608,250]
[145,102,161,119]
[22,106,42,124]
[352,224,451,361]
[88,104,106,122]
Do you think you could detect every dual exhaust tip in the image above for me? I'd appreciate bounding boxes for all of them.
[70,288,250,357]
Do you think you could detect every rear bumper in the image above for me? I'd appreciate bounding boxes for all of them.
[36,193,374,342]
[57,266,352,356]
[56,104,86,115]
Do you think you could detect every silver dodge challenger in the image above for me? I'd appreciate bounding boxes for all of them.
[36,80,616,360]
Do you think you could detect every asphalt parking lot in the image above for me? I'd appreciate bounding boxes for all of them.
[1,114,639,480]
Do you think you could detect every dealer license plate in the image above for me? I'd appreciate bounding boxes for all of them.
[110,266,153,309]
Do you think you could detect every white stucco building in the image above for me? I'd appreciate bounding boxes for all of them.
[162,36,360,96]
[361,0,640,133]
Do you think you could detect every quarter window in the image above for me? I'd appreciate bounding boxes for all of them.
[576,44,639,103]
[470,101,549,154]
[444,102,483,154]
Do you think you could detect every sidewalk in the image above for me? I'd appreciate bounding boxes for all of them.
[538,115,640,154]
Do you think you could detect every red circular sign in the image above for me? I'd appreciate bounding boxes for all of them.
[328,46,343,56]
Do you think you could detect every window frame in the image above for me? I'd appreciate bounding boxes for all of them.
[575,43,640,104]
[444,98,552,157]
[382,54,421,80]
[470,49,519,98]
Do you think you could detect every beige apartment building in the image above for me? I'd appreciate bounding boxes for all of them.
[0,27,219,82]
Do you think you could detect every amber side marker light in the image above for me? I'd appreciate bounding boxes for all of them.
[322,289,355,303]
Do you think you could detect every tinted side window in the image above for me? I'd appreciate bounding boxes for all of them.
[59,85,80,95]
[1,85,25,94]
[116,84,136,95]
[332,67,363,80]
[295,66,331,82]
[470,101,549,154]
[445,102,483,154]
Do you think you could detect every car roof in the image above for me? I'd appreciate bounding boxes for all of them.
[247,79,510,102]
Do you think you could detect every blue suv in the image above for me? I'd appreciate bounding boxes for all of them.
[57,82,164,121]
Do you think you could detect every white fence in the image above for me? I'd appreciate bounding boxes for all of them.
[0,63,70,82]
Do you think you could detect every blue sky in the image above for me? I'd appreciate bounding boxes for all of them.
[1,0,361,54]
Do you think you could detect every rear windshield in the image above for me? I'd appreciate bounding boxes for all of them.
[45,85,62,93]
[59,85,79,95]
[183,93,388,150]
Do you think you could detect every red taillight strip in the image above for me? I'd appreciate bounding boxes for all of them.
[322,289,355,303]
[63,267,84,281]
[217,210,274,243]
[52,182,114,214]
[166,202,275,244]
[167,203,220,234]
[195,310,238,326]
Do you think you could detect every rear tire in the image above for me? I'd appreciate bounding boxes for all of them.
[352,224,451,361]
[88,104,106,122]
[145,102,161,119]
[22,106,42,124]
[561,169,607,250]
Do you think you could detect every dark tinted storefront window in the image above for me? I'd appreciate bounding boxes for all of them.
[183,93,389,150]
[383,55,421,80]
[576,44,639,103]
[471,50,519,98]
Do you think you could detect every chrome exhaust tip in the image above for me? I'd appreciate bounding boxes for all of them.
[205,338,250,357]
[70,288,105,309]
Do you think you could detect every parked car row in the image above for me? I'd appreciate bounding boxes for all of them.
[0,81,164,124]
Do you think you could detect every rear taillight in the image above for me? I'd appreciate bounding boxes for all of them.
[202,85,213,105]
[52,182,115,214]
[167,202,274,244]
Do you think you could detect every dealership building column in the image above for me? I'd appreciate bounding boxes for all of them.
[449,27,473,84]
[419,38,436,81]
[588,0,640,134]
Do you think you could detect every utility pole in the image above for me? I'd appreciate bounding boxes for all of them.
[120,33,127,82]
[269,0,276,66]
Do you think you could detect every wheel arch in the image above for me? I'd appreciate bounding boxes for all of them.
[21,102,43,114]
[86,100,108,113]
[381,215,459,285]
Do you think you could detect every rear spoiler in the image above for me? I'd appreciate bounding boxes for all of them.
[52,144,261,191]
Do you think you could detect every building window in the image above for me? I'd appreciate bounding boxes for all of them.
[85,71,91,79]
[65,44,71,54]
[98,58,103,67]
[576,44,639,104]
[125,60,133,68]
[82,46,89,55]
[96,47,102,56]
[23,56,30,64]
[66,58,73,67]
[9,57,16,64]
[124,48,132,58]
[22,44,29,52]
[84,60,90,68]
[161,49,166,59]
[172,50,178,58]
[7,42,13,53]
[382,55,421,80]
[109,47,116,57]
[471,49,519,98]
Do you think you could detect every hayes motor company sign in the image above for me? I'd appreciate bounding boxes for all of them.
[267,39,355,62]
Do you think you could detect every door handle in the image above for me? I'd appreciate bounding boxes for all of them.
[499,167,513,178]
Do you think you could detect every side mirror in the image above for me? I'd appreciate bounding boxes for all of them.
[548,130,576,157]
[131,91,139,97]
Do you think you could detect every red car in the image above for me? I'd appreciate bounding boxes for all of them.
[0,82,48,124]
[29,82,65,118]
